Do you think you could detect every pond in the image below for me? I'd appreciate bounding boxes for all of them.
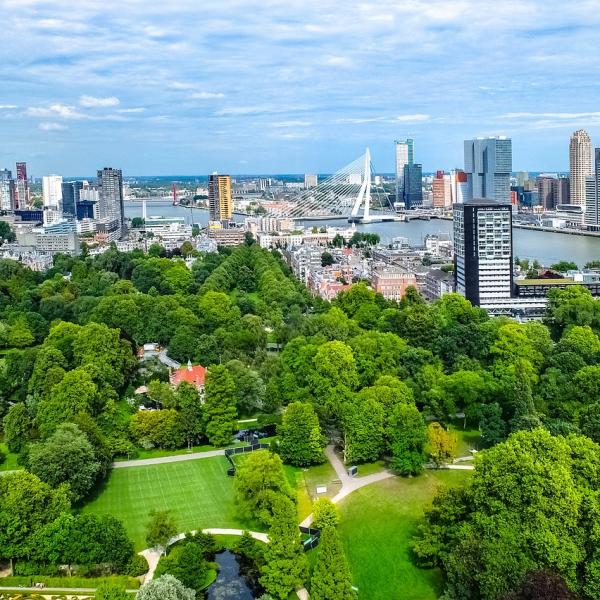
[206,550,262,600]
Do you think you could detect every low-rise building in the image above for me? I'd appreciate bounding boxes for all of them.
[170,360,207,392]
[420,268,455,301]
[372,265,417,301]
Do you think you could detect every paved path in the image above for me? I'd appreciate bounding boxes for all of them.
[0,586,137,595]
[158,349,180,369]
[300,445,394,527]
[141,528,268,584]
[113,448,225,469]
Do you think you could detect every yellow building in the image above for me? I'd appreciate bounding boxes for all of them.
[208,173,232,222]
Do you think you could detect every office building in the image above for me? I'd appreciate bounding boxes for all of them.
[0,169,15,211]
[432,170,452,208]
[454,199,513,307]
[42,175,63,209]
[15,162,29,209]
[208,173,232,222]
[403,163,423,209]
[585,148,600,231]
[569,130,593,206]
[552,177,570,206]
[97,168,125,234]
[395,139,414,203]
[516,171,529,187]
[304,174,318,189]
[536,176,555,210]
[450,169,469,204]
[61,181,84,217]
[464,137,512,202]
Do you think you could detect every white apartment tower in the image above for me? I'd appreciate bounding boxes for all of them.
[569,129,593,206]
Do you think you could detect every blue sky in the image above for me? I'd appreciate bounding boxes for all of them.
[2,0,600,175]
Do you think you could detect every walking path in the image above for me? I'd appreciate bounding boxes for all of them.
[113,448,224,469]
[300,445,394,527]
[141,528,268,584]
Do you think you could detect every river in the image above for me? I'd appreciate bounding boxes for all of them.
[124,201,600,266]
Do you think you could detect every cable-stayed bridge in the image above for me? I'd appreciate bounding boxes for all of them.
[265,148,398,222]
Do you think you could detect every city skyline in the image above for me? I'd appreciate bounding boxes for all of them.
[2,1,600,175]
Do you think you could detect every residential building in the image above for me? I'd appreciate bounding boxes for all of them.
[464,136,512,202]
[208,173,232,222]
[97,168,125,234]
[61,181,84,217]
[170,360,206,391]
[403,163,423,209]
[207,225,245,247]
[552,176,570,206]
[15,162,29,209]
[432,170,452,208]
[0,169,15,211]
[420,268,455,301]
[454,199,513,307]
[304,174,318,189]
[372,265,417,301]
[570,130,593,207]
[395,139,414,203]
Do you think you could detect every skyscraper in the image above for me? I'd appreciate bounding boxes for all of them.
[464,136,512,203]
[552,176,570,206]
[536,176,555,210]
[304,174,318,189]
[97,168,124,230]
[15,162,29,209]
[42,175,63,209]
[403,163,423,209]
[585,148,600,231]
[450,169,469,204]
[208,173,232,222]
[0,169,15,211]
[61,181,84,217]
[569,130,593,206]
[454,199,513,307]
[395,139,414,203]
[432,171,452,208]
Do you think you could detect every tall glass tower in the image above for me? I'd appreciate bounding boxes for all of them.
[464,137,512,203]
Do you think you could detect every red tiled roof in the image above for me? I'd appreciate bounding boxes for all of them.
[170,364,206,388]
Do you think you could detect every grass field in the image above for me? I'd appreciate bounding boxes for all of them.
[83,456,248,550]
[0,442,20,472]
[337,470,471,600]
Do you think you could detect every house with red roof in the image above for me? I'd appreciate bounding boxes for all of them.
[170,360,207,392]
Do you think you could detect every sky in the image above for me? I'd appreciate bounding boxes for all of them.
[2,0,600,176]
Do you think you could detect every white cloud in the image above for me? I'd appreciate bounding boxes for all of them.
[271,120,313,128]
[26,104,85,119]
[0,105,18,110]
[499,111,600,120]
[394,114,430,122]
[338,114,430,124]
[80,95,120,107]
[38,122,67,131]
[189,91,225,100]
[117,107,146,113]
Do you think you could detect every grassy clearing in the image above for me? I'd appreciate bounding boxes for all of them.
[83,456,248,550]
[336,471,470,600]
[448,424,483,456]
[0,442,20,472]
[113,443,218,462]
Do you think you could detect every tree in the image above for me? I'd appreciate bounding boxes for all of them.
[550,261,578,272]
[96,581,130,600]
[0,471,70,560]
[341,395,384,464]
[413,430,600,600]
[146,510,178,552]
[225,359,265,415]
[2,403,30,453]
[388,403,427,475]
[0,221,15,243]
[29,423,101,503]
[260,495,308,599]
[425,422,457,466]
[175,382,203,447]
[147,379,176,408]
[137,574,195,600]
[579,401,600,443]
[8,318,34,348]
[312,498,339,530]
[234,450,293,526]
[504,570,579,600]
[310,526,356,600]
[130,409,185,450]
[479,402,507,445]
[181,241,194,257]
[36,368,97,438]
[159,542,208,592]
[203,365,237,447]
[321,252,334,267]
[278,402,325,466]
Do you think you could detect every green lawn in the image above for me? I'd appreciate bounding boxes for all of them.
[336,471,470,600]
[0,442,20,472]
[448,424,483,456]
[83,456,248,550]
[114,443,217,462]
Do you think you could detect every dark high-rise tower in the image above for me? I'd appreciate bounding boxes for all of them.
[403,163,423,209]
[454,199,513,307]
[15,162,29,209]
[61,181,84,217]
[97,168,124,225]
